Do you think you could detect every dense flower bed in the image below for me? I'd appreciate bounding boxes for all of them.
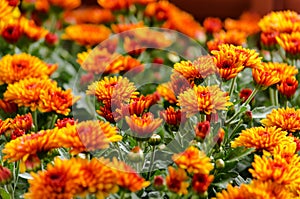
[0,0,300,198]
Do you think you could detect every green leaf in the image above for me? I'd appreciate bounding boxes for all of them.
[225,147,255,163]
[212,171,239,189]
[252,106,276,119]
[0,187,10,199]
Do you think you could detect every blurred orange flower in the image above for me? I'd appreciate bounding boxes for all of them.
[97,0,133,10]
[111,21,145,33]
[62,24,111,46]
[192,173,214,194]
[172,146,213,174]
[203,17,222,34]
[166,166,189,195]
[156,83,177,104]
[276,32,300,57]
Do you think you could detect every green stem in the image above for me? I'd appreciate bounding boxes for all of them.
[228,76,237,99]
[146,146,156,180]
[32,110,38,132]
[225,85,260,125]
[114,143,125,162]
[229,119,243,141]
[274,89,279,107]
[269,88,275,106]
[48,114,58,129]
[120,190,126,199]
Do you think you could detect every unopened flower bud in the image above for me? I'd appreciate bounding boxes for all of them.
[242,110,252,123]
[45,32,58,45]
[215,159,225,169]
[128,146,144,162]
[149,134,161,146]
[153,175,164,190]
[0,166,12,185]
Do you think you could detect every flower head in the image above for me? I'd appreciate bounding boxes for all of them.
[0,99,17,113]
[261,107,300,133]
[252,64,281,88]
[0,53,56,85]
[97,0,133,10]
[203,17,222,33]
[172,146,213,174]
[192,173,214,194]
[231,126,294,153]
[0,166,12,185]
[166,166,189,195]
[195,121,210,140]
[156,83,177,104]
[62,24,111,46]
[19,16,49,40]
[277,76,298,98]
[160,106,186,127]
[125,112,162,138]
[178,85,232,117]
[276,32,300,58]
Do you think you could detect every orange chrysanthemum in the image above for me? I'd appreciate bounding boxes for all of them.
[207,30,247,51]
[0,99,17,113]
[262,62,298,81]
[144,1,177,21]
[64,7,113,24]
[10,113,33,132]
[231,126,294,153]
[261,107,300,133]
[75,158,119,198]
[277,76,298,98]
[19,16,49,40]
[0,118,11,135]
[0,53,56,85]
[203,17,222,34]
[2,128,59,172]
[49,0,81,10]
[173,56,217,84]
[97,0,133,10]
[178,85,232,117]
[24,158,82,199]
[125,112,162,138]
[166,166,189,195]
[172,146,213,174]
[3,77,57,111]
[62,24,111,46]
[258,10,300,33]
[98,121,122,142]
[170,72,191,96]
[39,87,80,116]
[57,121,112,155]
[213,184,247,199]
[250,154,300,186]
[192,173,214,194]
[252,65,281,88]
[76,49,92,65]
[276,32,300,57]
[86,76,138,105]
[156,83,177,104]
[111,21,145,33]
[160,106,186,127]
[110,157,150,192]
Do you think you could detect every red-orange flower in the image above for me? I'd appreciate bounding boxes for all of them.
[111,21,145,33]
[125,112,162,138]
[178,85,232,117]
[192,173,214,194]
[166,166,189,195]
[62,24,111,46]
[277,76,298,98]
[276,32,300,57]
[19,16,49,40]
[203,17,222,34]
[172,146,213,174]
[0,99,17,113]
[252,64,281,88]
[156,83,177,104]
[195,121,210,140]
[97,0,133,10]
[160,106,186,127]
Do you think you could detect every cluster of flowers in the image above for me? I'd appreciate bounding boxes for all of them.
[0,0,300,198]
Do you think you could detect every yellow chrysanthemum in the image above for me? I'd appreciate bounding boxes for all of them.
[62,24,111,46]
[98,121,122,142]
[0,53,56,85]
[125,112,162,138]
[258,10,300,33]
[156,83,177,104]
[24,158,82,199]
[19,16,49,40]
[250,154,300,186]
[276,32,300,57]
[86,76,138,105]
[75,158,119,198]
[3,77,57,111]
[2,128,59,172]
[172,146,213,174]
[166,166,189,195]
[39,87,80,116]
[213,184,247,199]
[262,62,298,81]
[178,85,232,117]
[109,157,150,192]
[261,107,300,133]
[57,121,111,155]
[76,49,92,65]
[0,0,15,29]
[173,56,217,83]
[252,64,281,88]
[231,126,294,153]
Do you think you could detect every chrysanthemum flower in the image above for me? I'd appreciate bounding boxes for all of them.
[277,76,298,98]
[207,30,247,51]
[111,21,145,33]
[125,112,162,138]
[213,184,248,199]
[166,166,189,195]
[0,99,17,113]
[123,37,146,56]
[0,119,11,135]
[261,107,300,133]
[24,158,82,199]
[75,158,119,198]
[170,72,191,96]
[98,121,122,142]
[239,88,254,104]
[2,128,59,172]
[97,103,118,123]
[0,165,12,185]
[203,17,222,34]
[258,10,300,33]
[39,87,80,116]
[250,154,300,186]
[195,120,210,140]
[260,31,280,49]
[192,173,214,194]
[62,24,111,46]
[97,0,133,10]
[178,85,231,117]
[172,146,213,174]
[109,157,150,192]
[64,7,113,24]
[0,0,15,26]
[231,126,293,153]
[144,1,177,21]
[1,22,22,43]
[252,65,281,89]
[57,121,112,155]
[109,55,143,74]
[276,32,300,57]
[49,0,81,10]
[0,53,56,85]
[55,118,76,129]
[156,83,177,104]
[10,113,33,132]
[173,56,217,84]
[3,77,57,111]
[76,49,92,65]
[263,62,298,81]
[160,106,186,127]
[19,16,49,40]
